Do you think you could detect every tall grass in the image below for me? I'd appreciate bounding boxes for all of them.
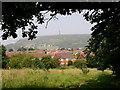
[0,69,2,89]
[2,68,118,88]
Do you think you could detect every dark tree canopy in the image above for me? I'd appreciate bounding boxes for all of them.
[1,2,120,76]
[2,2,80,40]
[8,48,14,52]
[84,7,120,76]
[17,47,27,51]
[2,2,119,40]
[0,45,9,68]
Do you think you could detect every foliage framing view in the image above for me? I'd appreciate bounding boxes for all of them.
[1,2,120,76]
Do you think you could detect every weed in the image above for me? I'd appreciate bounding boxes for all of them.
[2,68,119,88]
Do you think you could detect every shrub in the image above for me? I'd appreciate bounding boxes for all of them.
[9,49,14,52]
[0,45,10,69]
[28,48,35,51]
[41,55,60,71]
[74,59,87,68]
[8,53,41,69]
[74,59,89,74]
[17,47,27,51]
[51,58,60,68]
[68,60,73,66]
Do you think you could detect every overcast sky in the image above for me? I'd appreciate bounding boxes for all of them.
[1,12,94,45]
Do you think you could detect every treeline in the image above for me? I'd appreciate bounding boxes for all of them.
[1,45,111,74]
[0,45,60,70]
[8,47,82,52]
[8,53,60,71]
[4,52,89,73]
[1,45,90,73]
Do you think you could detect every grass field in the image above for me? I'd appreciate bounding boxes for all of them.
[1,68,119,89]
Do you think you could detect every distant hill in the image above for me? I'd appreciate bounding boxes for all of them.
[6,34,91,51]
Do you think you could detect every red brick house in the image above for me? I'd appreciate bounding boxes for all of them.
[6,50,86,65]
[53,53,74,65]
[73,50,84,55]
[28,52,45,59]
[6,51,45,59]
[6,51,21,57]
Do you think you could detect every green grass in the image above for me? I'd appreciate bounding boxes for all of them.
[1,68,119,89]
[25,51,37,53]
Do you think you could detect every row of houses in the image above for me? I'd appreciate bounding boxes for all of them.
[6,50,86,65]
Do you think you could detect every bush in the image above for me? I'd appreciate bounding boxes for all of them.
[17,47,27,51]
[0,45,10,69]
[74,59,89,74]
[68,60,73,66]
[8,53,41,69]
[51,58,60,68]
[41,55,60,71]
[74,59,87,68]
[9,49,14,52]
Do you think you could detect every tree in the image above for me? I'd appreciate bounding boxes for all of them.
[83,7,120,76]
[41,55,52,71]
[28,48,35,51]
[41,55,60,71]
[9,48,14,52]
[51,58,60,68]
[0,45,9,68]
[43,49,47,54]
[17,47,27,51]
[68,60,73,66]
[74,53,80,60]
[59,48,66,50]
[8,53,41,69]
[74,59,89,74]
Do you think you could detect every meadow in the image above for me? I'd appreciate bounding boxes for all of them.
[1,68,119,89]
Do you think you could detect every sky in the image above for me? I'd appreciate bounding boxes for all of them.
[1,12,94,45]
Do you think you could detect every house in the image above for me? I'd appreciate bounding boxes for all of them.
[6,50,86,65]
[53,53,74,65]
[27,51,45,60]
[46,50,57,54]
[73,50,84,55]
[6,51,45,60]
[6,51,21,57]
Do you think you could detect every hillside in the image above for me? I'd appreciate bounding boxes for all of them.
[6,34,91,50]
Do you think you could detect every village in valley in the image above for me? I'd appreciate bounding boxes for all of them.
[6,48,86,66]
